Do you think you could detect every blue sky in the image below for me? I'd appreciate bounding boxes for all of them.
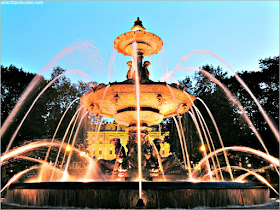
[1,1,279,84]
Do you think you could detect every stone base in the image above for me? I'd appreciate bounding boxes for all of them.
[7,182,269,209]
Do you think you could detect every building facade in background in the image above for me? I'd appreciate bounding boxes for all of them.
[87,123,171,160]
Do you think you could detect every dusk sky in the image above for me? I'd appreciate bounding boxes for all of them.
[1,1,279,83]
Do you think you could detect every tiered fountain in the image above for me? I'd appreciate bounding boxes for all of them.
[4,18,271,209]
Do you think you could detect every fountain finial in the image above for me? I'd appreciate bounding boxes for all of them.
[114,17,163,56]
[131,17,146,31]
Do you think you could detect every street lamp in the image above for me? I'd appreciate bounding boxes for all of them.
[200,145,206,152]
[66,145,71,152]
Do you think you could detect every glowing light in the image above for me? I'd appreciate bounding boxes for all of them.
[247,163,252,168]
[200,145,206,152]
[66,145,71,152]
[118,173,125,178]
[61,171,69,181]
[27,179,39,183]
[234,179,246,183]
[80,152,86,157]
[207,171,214,176]
[79,179,94,182]
[188,178,200,183]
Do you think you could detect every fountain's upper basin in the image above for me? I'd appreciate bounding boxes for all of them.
[7,181,269,209]
[80,82,196,126]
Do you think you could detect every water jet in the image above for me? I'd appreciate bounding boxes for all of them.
[2,18,275,209]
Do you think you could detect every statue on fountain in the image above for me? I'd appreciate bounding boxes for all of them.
[97,138,127,174]
[97,132,187,179]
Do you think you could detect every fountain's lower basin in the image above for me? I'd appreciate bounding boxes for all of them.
[7,181,269,209]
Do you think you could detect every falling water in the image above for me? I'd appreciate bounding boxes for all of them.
[188,111,213,180]
[150,140,166,181]
[228,166,278,195]
[172,116,188,172]
[93,117,104,143]
[5,70,88,154]
[196,97,234,180]
[112,145,124,179]
[1,141,93,166]
[235,165,271,182]
[44,98,80,163]
[107,47,116,83]
[1,41,95,139]
[194,146,279,175]
[16,156,64,182]
[199,165,278,195]
[132,42,142,199]
[63,111,89,179]
[1,166,40,193]
[193,106,221,180]
[197,68,280,175]
[111,124,122,178]
[92,84,110,146]
[163,65,279,175]
[162,49,279,142]
[50,106,84,180]
[59,108,83,170]
[199,50,279,142]
[167,84,192,178]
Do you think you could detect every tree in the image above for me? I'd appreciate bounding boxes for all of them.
[1,65,95,151]
[224,56,279,156]
[166,56,279,166]
[1,65,48,150]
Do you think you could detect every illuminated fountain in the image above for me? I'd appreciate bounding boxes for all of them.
[80,17,196,181]
[2,18,277,208]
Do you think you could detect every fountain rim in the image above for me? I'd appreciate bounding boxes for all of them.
[8,181,268,190]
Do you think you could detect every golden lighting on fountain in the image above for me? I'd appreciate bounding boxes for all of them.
[79,179,94,183]
[80,17,196,128]
[131,17,146,31]
[234,179,246,183]
[188,178,201,183]
[114,17,163,57]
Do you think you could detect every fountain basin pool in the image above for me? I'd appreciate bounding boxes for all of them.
[6,181,269,208]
